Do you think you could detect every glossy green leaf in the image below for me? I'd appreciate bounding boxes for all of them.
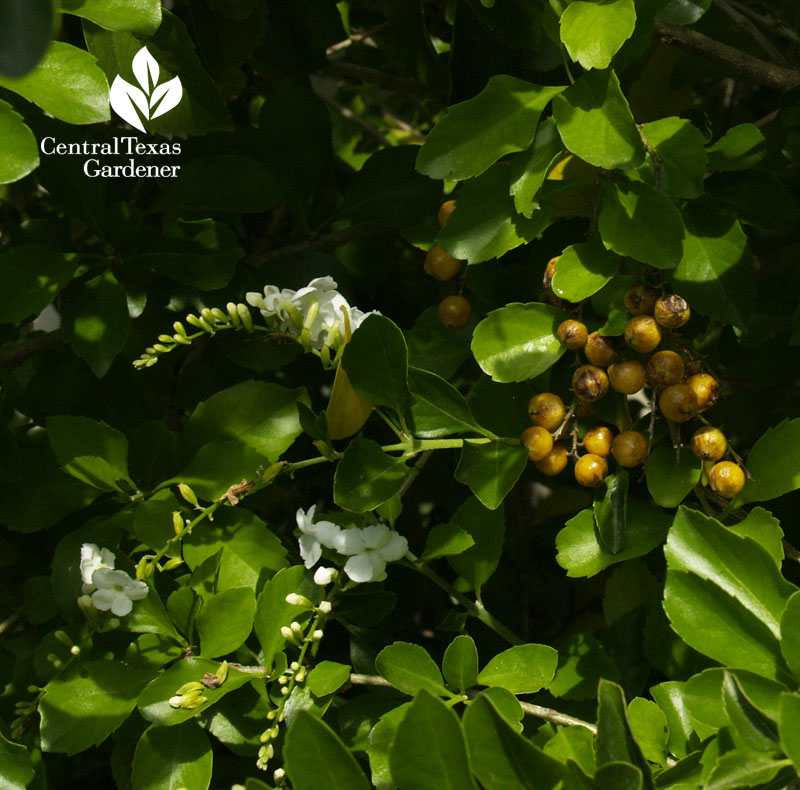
[599,181,685,269]
[196,587,255,657]
[596,680,654,789]
[285,711,369,790]
[639,117,707,199]
[707,124,767,172]
[552,243,619,302]
[704,753,792,790]
[559,0,636,70]
[549,632,619,700]
[447,497,505,591]
[737,419,800,505]
[627,698,668,768]
[721,671,779,751]
[672,198,754,328]
[137,658,254,726]
[40,661,155,755]
[47,416,132,492]
[306,661,351,697]
[0,731,35,789]
[0,99,38,185]
[367,704,411,790]
[416,75,565,181]
[556,503,671,578]
[651,752,703,789]
[650,681,695,760]
[553,69,644,170]
[408,366,489,439]
[779,692,800,771]
[0,245,76,326]
[596,763,643,790]
[342,314,413,419]
[131,723,212,790]
[477,644,557,694]
[436,165,554,264]
[0,0,53,77]
[645,446,700,508]
[422,522,475,561]
[333,437,408,512]
[61,0,161,34]
[443,635,479,694]
[727,507,783,567]
[464,694,564,789]
[182,380,308,463]
[254,566,317,673]
[454,439,528,511]
[62,271,131,378]
[509,118,565,217]
[405,304,475,379]
[375,642,448,697]
[471,302,567,383]
[594,470,628,555]
[658,0,710,25]
[0,42,109,124]
[780,591,800,678]
[389,691,478,790]
[542,725,596,775]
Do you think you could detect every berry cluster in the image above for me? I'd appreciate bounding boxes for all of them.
[523,259,745,498]
[425,200,472,328]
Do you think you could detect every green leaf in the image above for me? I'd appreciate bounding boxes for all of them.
[471,302,568,383]
[285,711,369,790]
[596,680,655,789]
[0,0,53,78]
[416,75,565,181]
[780,591,800,678]
[62,0,161,34]
[543,725,596,774]
[137,658,254,726]
[443,635,479,694]
[707,124,767,172]
[40,660,155,755]
[596,763,643,790]
[477,644,558,694]
[406,305,475,379]
[552,243,620,302]
[448,497,506,591]
[549,632,619,700]
[559,0,636,70]
[594,470,628,555]
[737,419,800,505]
[254,566,317,673]
[182,380,308,463]
[375,642,448,696]
[333,437,408,512]
[645,445,700,508]
[62,271,131,378]
[306,661,352,697]
[422,522,475,561]
[728,507,783,567]
[0,731,35,789]
[463,694,564,789]
[342,314,413,419]
[672,198,754,329]
[627,698,668,767]
[0,245,76,326]
[704,753,792,790]
[721,671,779,752]
[598,181,685,269]
[389,691,478,790]
[47,416,132,492]
[779,692,800,772]
[196,587,255,658]
[553,69,645,170]
[556,502,671,578]
[0,99,38,185]
[436,165,554,264]
[408,366,488,439]
[658,0,710,25]
[131,723,212,790]
[0,42,109,124]
[454,439,528,511]
[650,681,695,760]
[509,118,565,217]
[639,117,708,199]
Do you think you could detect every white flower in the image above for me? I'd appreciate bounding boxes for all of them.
[313,566,337,586]
[80,544,115,593]
[296,506,342,569]
[342,524,409,583]
[90,568,149,616]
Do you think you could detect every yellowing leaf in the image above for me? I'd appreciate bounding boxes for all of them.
[326,361,373,440]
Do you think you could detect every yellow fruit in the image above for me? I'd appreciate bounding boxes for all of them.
[611,431,649,467]
[425,246,462,281]
[521,426,554,462]
[608,359,647,394]
[709,461,745,499]
[438,200,457,227]
[574,454,609,487]
[528,393,566,431]
[437,295,471,328]
[583,426,614,457]
[536,443,568,475]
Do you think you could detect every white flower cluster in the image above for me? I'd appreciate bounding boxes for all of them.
[296,506,408,584]
[79,544,149,617]
[245,277,377,353]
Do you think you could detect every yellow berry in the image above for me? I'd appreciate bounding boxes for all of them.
[659,384,699,423]
[521,426,554,462]
[583,426,614,456]
[425,246,462,281]
[686,373,720,411]
[691,426,727,461]
[437,295,471,327]
[624,285,658,316]
[709,461,745,499]
[438,200,457,227]
[543,256,560,289]
[624,316,662,353]
[608,359,647,394]
[574,454,609,487]
[611,431,649,467]
[572,365,610,402]
[584,332,617,367]
[557,320,588,350]
[528,393,566,431]
[654,294,691,328]
[535,443,568,475]
[647,350,685,387]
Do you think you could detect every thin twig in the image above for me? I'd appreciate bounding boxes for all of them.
[724,0,799,43]
[0,331,62,368]
[0,612,20,636]
[713,0,791,66]
[653,21,800,90]
[321,95,394,148]
[324,62,437,100]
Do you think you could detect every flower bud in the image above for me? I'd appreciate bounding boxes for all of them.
[261,462,284,485]
[312,629,324,642]
[77,594,96,619]
[280,686,290,696]
[158,334,175,344]
[274,768,286,784]
[237,303,253,331]
[161,557,183,571]
[317,600,332,614]
[173,321,187,337]
[285,593,313,608]
[54,630,73,647]
[182,695,207,710]
[172,333,191,345]
[210,307,228,324]
[290,661,300,671]
[168,695,183,708]
[280,626,293,641]
[135,557,153,581]
[178,483,199,507]
[176,681,204,695]
[226,302,242,327]
[215,661,228,684]
[290,621,303,636]
[70,645,81,656]
[314,567,337,586]
[200,307,216,325]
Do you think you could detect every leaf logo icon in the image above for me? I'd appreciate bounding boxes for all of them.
[109,47,183,133]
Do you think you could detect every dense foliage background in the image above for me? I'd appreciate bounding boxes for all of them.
[1,0,800,788]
